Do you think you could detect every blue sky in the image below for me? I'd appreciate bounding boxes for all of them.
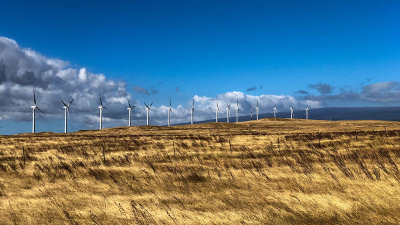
[0,0,399,134]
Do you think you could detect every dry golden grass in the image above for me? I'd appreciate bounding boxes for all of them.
[1,118,400,224]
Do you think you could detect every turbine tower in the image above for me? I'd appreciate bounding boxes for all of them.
[98,95,107,129]
[215,100,219,122]
[226,103,231,123]
[273,104,277,118]
[290,105,294,119]
[144,102,153,125]
[168,98,172,126]
[61,98,74,133]
[190,99,195,125]
[256,100,259,120]
[306,105,309,120]
[31,90,44,133]
[127,98,135,126]
[235,99,239,122]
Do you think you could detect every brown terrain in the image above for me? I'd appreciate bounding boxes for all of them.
[1,118,400,224]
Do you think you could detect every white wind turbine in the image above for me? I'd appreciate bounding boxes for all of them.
[250,105,253,120]
[215,100,219,122]
[31,90,44,133]
[144,102,153,125]
[290,105,294,119]
[235,99,239,123]
[273,104,277,118]
[168,98,172,126]
[256,100,259,120]
[127,98,135,126]
[305,105,309,120]
[98,95,107,129]
[60,98,74,133]
[226,103,231,123]
[189,99,195,125]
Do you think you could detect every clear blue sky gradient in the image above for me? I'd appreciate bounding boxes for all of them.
[1,0,399,105]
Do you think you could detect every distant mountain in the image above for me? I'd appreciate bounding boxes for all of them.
[175,107,400,125]
[271,107,400,121]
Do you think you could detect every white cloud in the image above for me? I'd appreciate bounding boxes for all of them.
[0,36,130,129]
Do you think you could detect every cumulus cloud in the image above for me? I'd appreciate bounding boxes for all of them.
[150,87,158,94]
[302,81,400,105]
[133,85,149,95]
[308,83,333,94]
[246,86,257,92]
[0,36,131,129]
[296,90,309,95]
[246,85,263,92]
[361,81,400,103]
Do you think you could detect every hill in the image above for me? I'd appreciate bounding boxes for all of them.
[183,107,400,125]
[1,119,400,224]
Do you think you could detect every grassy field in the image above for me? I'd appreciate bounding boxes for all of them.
[1,118,400,224]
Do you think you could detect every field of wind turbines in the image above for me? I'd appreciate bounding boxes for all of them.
[1,118,400,224]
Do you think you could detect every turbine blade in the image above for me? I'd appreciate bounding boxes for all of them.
[103,106,108,109]
[144,102,149,108]
[99,94,103,106]
[127,98,131,108]
[36,107,45,113]
[60,99,68,107]
[69,98,74,106]
[170,98,172,107]
[150,102,153,108]
[33,90,36,105]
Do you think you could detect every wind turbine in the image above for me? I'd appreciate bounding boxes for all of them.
[189,99,195,125]
[31,90,44,133]
[226,103,231,123]
[273,104,277,118]
[235,99,239,122]
[168,98,172,126]
[127,98,135,126]
[305,105,309,120]
[98,95,107,129]
[215,100,219,122]
[60,98,74,133]
[256,100,259,120]
[290,105,294,119]
[250,105,253,120]
[144,102,153,125]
